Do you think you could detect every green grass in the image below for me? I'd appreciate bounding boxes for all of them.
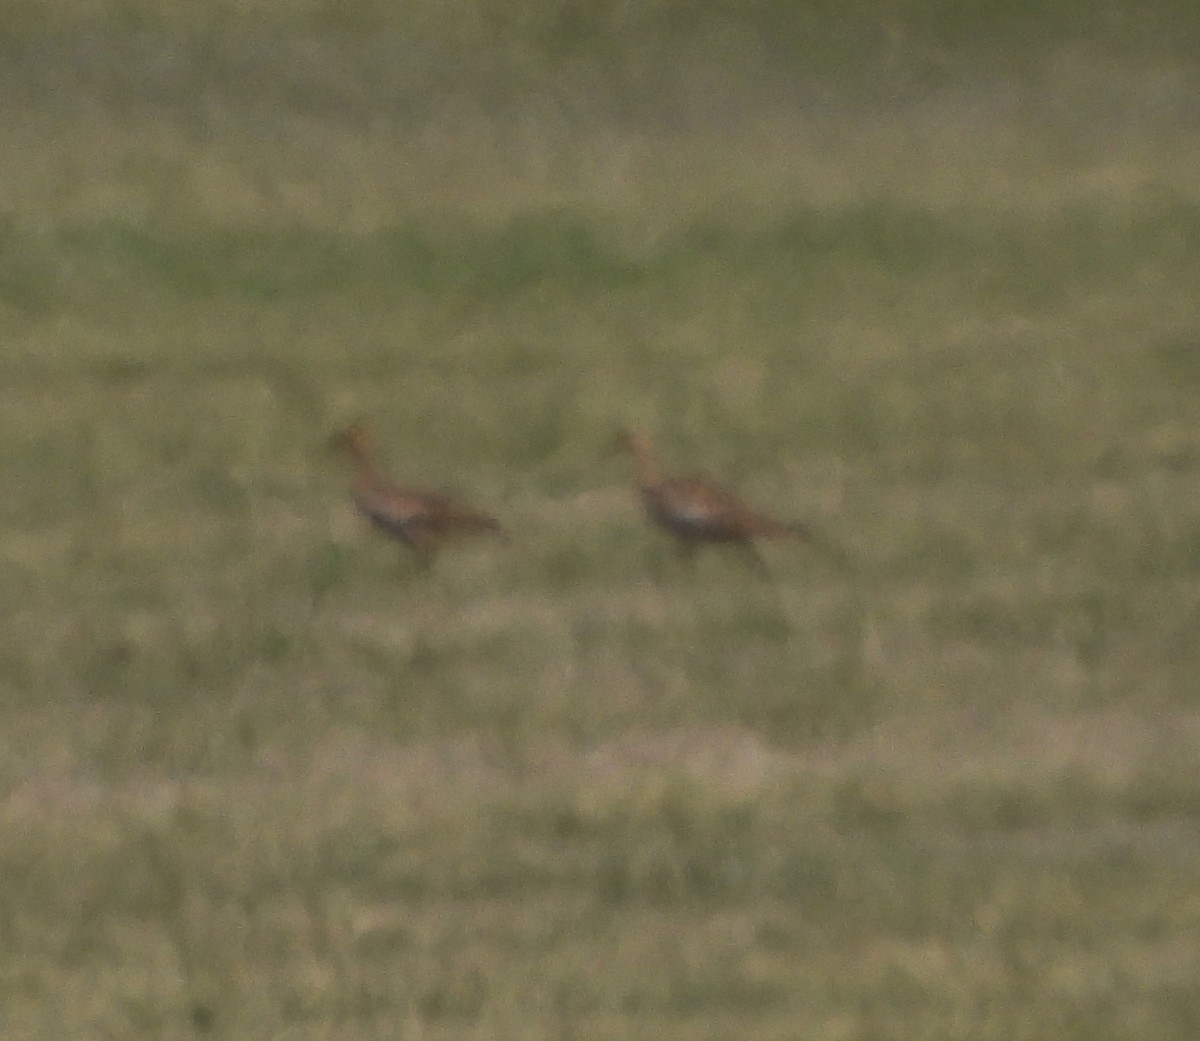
[2,5,1200,1039]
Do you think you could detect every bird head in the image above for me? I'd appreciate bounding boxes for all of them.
[612,429,650,457]
[329,422,374,459]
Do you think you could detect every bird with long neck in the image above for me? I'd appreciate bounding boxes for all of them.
[330,422,504,568]
[616,430,835,571]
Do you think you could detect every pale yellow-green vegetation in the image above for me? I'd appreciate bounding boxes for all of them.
[2,2,1200,1038]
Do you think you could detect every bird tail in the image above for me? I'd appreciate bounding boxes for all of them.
[756,518,815,541]
[435,503,507,540]
[466,513,509,542]
[764,519,851,569]
[469,513,504,532]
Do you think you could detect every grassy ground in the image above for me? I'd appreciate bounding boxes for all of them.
[2,4,1200,1039]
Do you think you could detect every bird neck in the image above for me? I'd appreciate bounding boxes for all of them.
[343,441,379,480]
[628,440,661,490]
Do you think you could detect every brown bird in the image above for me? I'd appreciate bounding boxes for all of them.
[330,422,504,567]
[616,430,828,572]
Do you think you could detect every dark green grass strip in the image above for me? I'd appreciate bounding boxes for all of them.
[25,200,1200,303]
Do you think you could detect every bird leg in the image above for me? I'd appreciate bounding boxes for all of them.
[674,540,699,563]
[399,536,436,574]
[737,541,773,579]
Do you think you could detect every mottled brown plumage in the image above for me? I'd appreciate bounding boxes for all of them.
[617,431,817,569]
[330,423,503,566]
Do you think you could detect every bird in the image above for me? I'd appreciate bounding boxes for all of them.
[329,422,504,567]
[615,430,832,573]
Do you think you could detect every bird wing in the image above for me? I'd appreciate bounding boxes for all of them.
[651,478,748,539]
[353,473,443,527]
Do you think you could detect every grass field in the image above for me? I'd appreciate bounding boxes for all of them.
[2,3,1200,1038]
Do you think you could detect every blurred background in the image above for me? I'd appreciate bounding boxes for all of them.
[2,2,1199,1038]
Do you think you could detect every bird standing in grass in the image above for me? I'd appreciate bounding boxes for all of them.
[330,422,505,568]
[616,430,834,573]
